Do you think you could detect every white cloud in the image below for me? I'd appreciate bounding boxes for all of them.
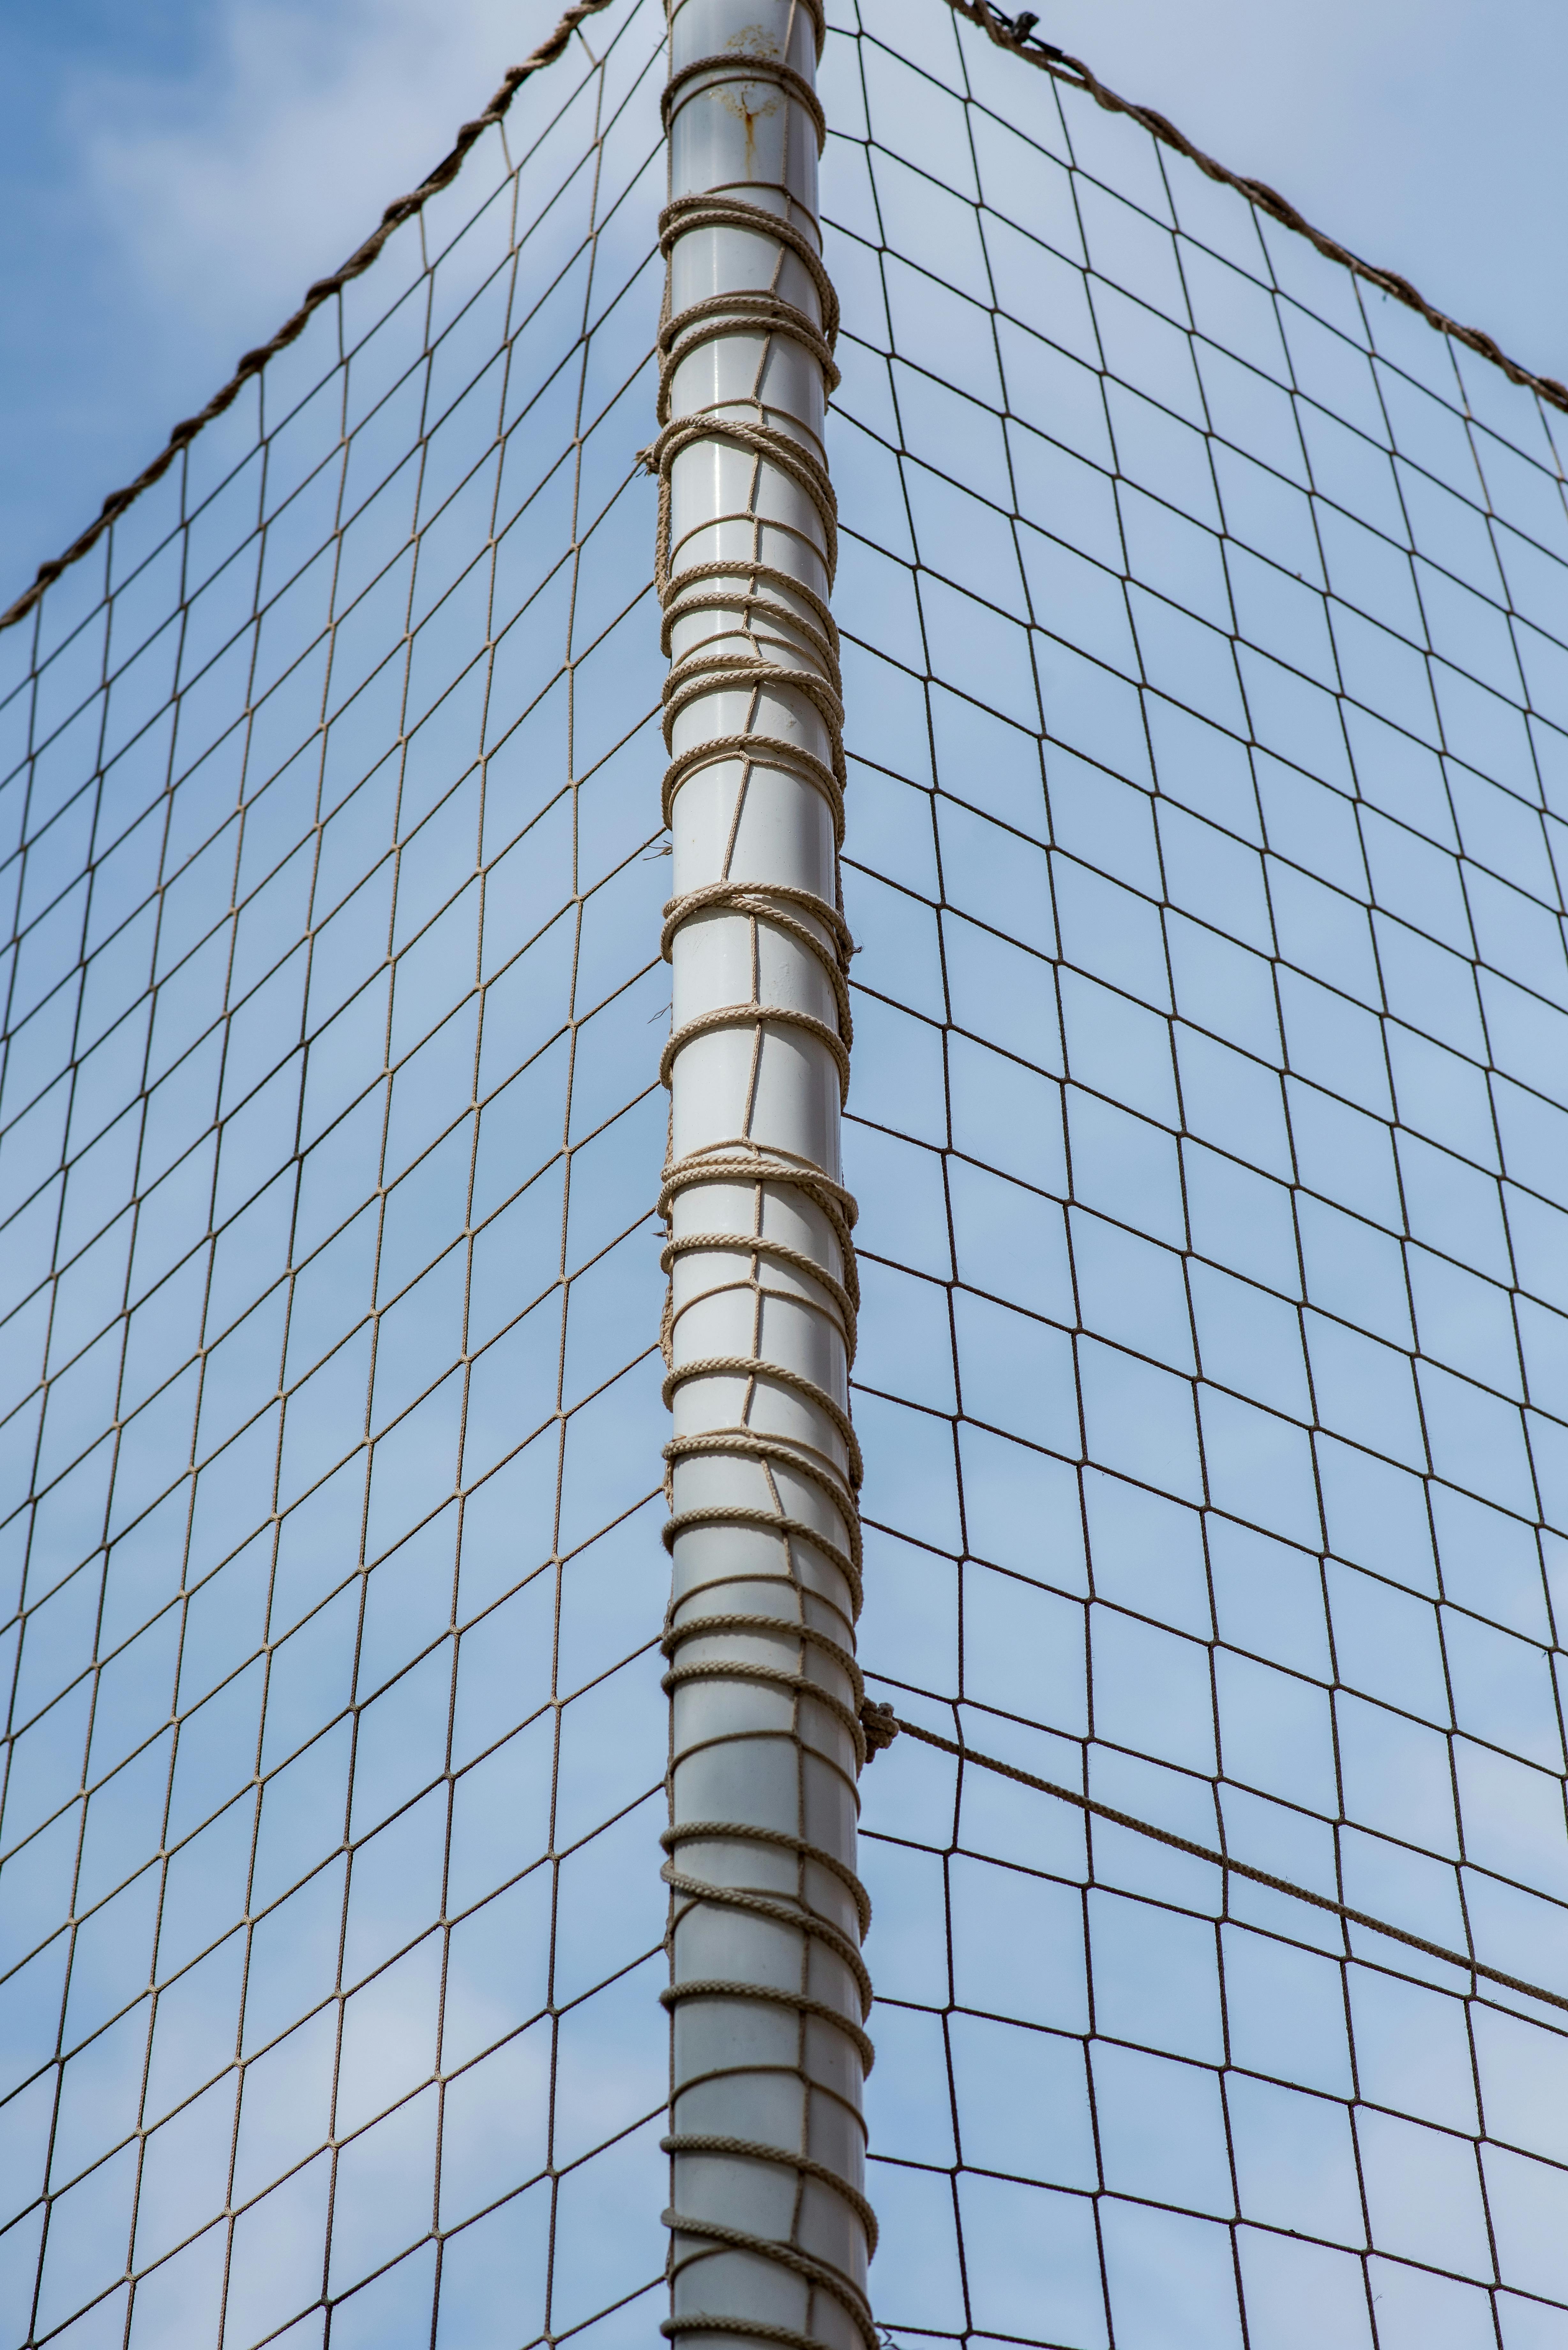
[68,0,580,351]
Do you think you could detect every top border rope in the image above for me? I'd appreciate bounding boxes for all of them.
[946,0,1568,418]
[2,0,1564,636]
[0,0,619,637]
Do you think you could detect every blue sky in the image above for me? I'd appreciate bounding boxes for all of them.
[1,0,1563,604]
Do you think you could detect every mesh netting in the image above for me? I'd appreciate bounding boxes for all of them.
[8,0,1568,2344]
[821,5,1568,2347]
[0,6,672,2345]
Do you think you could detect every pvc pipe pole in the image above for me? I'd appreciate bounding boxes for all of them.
[653,3,875,2348]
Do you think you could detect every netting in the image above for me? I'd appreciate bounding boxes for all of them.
[0,6,673,2345]
[821,6,1568,2349]
[8,0,1568,2344]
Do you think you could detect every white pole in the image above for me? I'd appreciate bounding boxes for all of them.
[652,3,876,2348]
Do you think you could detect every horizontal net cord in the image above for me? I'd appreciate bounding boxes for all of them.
[662,2136,880,2255]
[869,1707,1568,2020]
[948,0,1568,413]
[0,0,622,634]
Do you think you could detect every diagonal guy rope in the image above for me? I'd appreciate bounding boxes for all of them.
[0,0,620,636]
[945,0,1568,417]
[864,1703,1568,2022]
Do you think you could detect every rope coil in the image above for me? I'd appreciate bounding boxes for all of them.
[662,1417,859,1508]
[660,878,855,1044]
[662,2321,844,2350]
[664,2209,877,2350]
[661,732,845,842]
[660,559,840,662]
[661,1353,863,1485]
[659,1000,853,1102]
[660,1143,858,1238]
[658,291,841,422]
[659,196,840,346]
[662,1865,874,2013]
[662,1233,858,1360]
[659,1817,872,1933]
[661,880,852,967]
[664,1424,861,1561]
[659,1976,875,2072]
[662,1502,862,1616]
[662,2135,879,2255]
[664,1656,868,1765]
[657,55,866,2340]
[662,653,846,765]
[662,1270,852,1377]
[646,411,837,583]
[663,1612,867,1701]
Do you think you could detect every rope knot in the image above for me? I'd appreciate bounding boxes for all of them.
[860,1700,900,1762]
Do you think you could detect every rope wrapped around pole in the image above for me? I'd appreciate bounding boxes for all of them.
[654,4,875,2346]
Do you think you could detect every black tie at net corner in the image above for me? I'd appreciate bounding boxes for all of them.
[859,1701,1568,2022]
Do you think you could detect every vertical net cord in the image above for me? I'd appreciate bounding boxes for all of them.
[653,2,877,2347]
